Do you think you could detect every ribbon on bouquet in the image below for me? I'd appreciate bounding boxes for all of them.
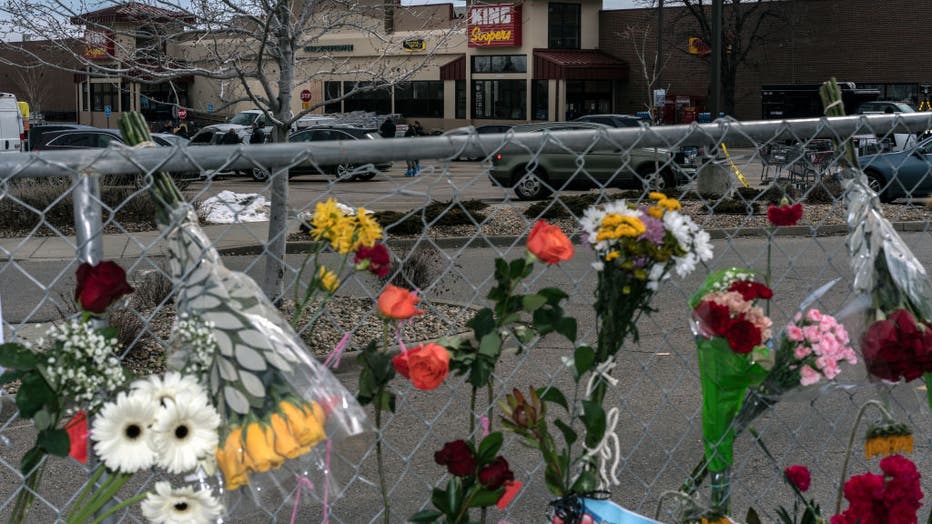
[323,332,352,369]
[289,439,333,524]
[581,358,621,489]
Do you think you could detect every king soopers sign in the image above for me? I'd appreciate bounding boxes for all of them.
[468,4,522,48]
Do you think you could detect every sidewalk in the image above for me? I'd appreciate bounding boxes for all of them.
[0,221,295,261]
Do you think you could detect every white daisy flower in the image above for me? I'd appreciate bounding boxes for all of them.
[151,394,221,474]
[663,211,693,250]
[603,200,639,217]
[131,372,208,407]
[141,481,223,524]
[693,230,714,262]
[673,252,699,278]
[91,392,158,473]
[579,206,604,242]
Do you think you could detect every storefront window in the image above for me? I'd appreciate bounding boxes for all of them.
[548,3,580,49]
[471,55,527,74]
[472,80,526,120]
[394,81,443,118]
[140,82,189,122]
[532,80,548,120]
[343,81,391,114]
[324,81,341,113]
[90,83,118,112]
[456,80,466,119]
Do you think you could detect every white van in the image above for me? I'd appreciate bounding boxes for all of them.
[0,93,24,153]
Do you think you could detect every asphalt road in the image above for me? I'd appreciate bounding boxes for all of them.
[2,233,931,523]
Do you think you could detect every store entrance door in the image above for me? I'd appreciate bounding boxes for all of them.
[565,80,613,120]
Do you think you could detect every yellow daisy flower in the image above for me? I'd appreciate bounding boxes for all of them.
[605,251,620,262]
[353,209,383,250]
[658,197,681,212]
[649,191,667,201]
[309,198,346,241]
[317,266,339,293]
[647,206,665,219]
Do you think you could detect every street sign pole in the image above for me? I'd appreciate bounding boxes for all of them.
[710,0,722,117]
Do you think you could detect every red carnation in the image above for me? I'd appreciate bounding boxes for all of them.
[434,440,476,477]
[784,465,811,492]
[74,261,133,314]
[767,203,804,227]
[355,243,391,278]
[477,456,514,490]
[832,455,923,524]
[728,280,773,302]
[694,300,735,337]
[725,319,762,354]
[861,309,932,382]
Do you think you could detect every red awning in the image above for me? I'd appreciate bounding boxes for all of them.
[533,49,628,80]
[440,55,466,81]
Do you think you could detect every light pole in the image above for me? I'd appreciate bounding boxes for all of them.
[710,0,722,116]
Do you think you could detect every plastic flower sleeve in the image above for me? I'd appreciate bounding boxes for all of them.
[161,206,371,511]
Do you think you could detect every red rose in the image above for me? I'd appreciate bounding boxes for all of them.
[355,243,391,278]
[784,465,811,492]
[65,411,88,464]
[694,300,735,337]
[74,261,133,314]
[862,309,932,382]
[434,440,476,477]
[527,220,574,264]
[767,203,804,227]
[377,284,424,320]
[725,319,762,354]
[391,343,450,390]
[728,280,773,301]
[478,456,514,490]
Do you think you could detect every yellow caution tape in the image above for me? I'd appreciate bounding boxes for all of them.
[720,144,750,188]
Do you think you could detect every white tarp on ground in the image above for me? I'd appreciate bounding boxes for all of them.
[199,191,270,223]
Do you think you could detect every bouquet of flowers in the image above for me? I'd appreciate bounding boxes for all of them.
[689,269,773,514]
[119,113,370,511]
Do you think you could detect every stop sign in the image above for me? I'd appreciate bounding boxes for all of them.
[300,89,312,102]
[177,108,187,119]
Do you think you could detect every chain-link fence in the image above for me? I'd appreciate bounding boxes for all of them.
[1,112,931,523]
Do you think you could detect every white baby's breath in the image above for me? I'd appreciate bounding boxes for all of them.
[43,319,125,413]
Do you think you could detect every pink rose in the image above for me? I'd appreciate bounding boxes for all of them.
[799,365,821,386]
[794,345,812,360]
[806,309,823,323]
[786,324,804,342]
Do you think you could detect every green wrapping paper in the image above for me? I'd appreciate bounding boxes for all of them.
[697,336,769,474]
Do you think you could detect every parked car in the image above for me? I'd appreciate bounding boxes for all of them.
[152,133,190,147]
[860,135,932,202]
[33,128,124,150]
[443,124,514,161]
[856,101,920,152]
[489,121,686,200]
[575,113,703,169]
[246,125,392,182]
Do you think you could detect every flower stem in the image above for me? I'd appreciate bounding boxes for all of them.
[69,471,130,524]
[469,386,477,438]
[766,228,773,316]
[834,399,892,515]
[67,466,105,521]
[374,385,390,524]
[10,460,47,524]
[87,492,148,524]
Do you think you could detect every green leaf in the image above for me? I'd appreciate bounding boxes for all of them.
[16,373,55,418]
[97,326,119,342]
[508,258,527,280]
[570,469,597,494]
[431,488,450,514]
[522,294,547,312]
[409,509,444,523]
[20,446,44,476]
[467,359,492,388]
[775,506,794,524]
[32,408,53,431]
[447,477,463,517]
[537,287,568,303]
[556,316,577,342]
[545,464,566,497]
[377,389,396,413]
[478,333,501,359]
[468,487,505,508]
[37,428,70,457]
[468,308,495,340]
[573,345,596,380]
[494,258,509,282]
[537,387,568,412]
[476,432,503,464]
[746,507,763,524]
[0,343,39,370]
[0,369,28,385]
[553,419,577,446]
[581,400,606,449]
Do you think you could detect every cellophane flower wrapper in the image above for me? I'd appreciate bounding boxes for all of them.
[842,170,932,407]
[689,269,770,474]
[158,203,371,512]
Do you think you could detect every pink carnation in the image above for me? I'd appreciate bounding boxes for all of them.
[800,365,821,386]
[794,345,812,360]
[806,309,823,323]
[786,324,804,342]
[802,325,822,344]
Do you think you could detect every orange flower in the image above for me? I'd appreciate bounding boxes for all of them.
[216,427,249,491]
[269,413,306,459]
[392,342,451,390]
[377,284,424,320]
[242,422,285,473]
[527,220,574,264]
[279,400,326,448]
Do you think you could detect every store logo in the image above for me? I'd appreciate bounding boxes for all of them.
[84,30,113,60]
[467,3,521,48]
[403,38,426,52]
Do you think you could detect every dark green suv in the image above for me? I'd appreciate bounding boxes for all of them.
[488,121,686,200]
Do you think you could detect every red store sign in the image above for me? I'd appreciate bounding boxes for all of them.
[468,4,522,48]
[83,30,114,60]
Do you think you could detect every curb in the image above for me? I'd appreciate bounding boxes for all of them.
[215,221,931,256]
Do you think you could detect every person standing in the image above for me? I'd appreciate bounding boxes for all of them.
[220,128,241,145]
[404,120,425,176]
[380,116,396,138]
[249,123,266,144]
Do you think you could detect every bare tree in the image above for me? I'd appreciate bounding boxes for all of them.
[0,0,461,299]
[621,25,670,119]
[11,66,52,116]
[637,0,788,116]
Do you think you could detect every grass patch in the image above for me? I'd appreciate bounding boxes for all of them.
[0,178,158,233]
[373,199,489,235]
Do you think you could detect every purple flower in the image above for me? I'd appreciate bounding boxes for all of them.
[638,214,666,245]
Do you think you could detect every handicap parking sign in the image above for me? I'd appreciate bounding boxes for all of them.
[104,105,112,117]
[207,104,214,112]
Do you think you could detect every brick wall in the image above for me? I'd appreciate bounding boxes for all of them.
[599,0,932,120]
